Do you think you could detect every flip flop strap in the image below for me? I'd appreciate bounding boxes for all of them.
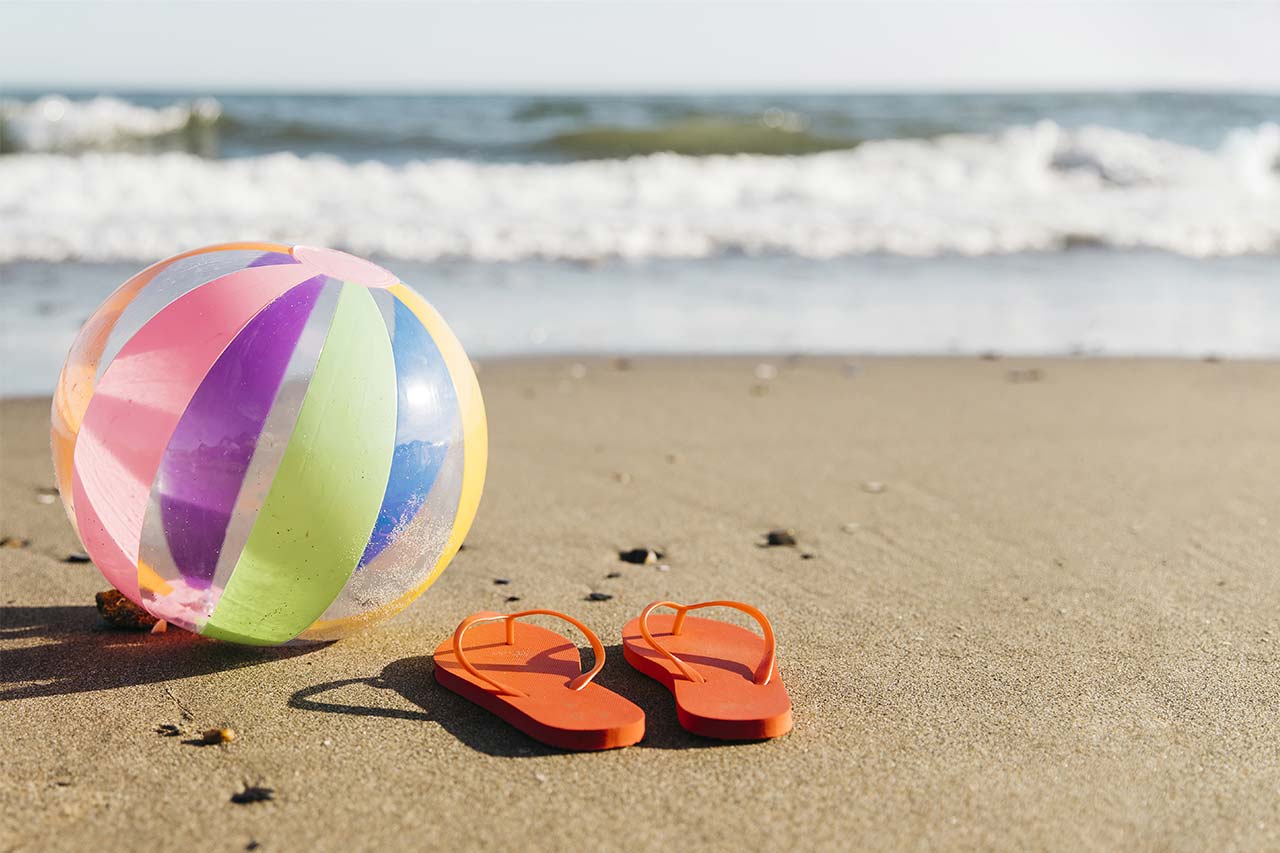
[637,600,777,686]
[451,609,606,698]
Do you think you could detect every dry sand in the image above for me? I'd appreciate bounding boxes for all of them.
[2,357,1279,852]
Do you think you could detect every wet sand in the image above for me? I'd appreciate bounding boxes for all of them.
[3,357,1279,851]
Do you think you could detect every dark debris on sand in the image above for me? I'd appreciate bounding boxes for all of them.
[95,589,158,630]
[618,548,663,565]
[493,578,510,585]
[605,571,622,579]
[586,592,614,602]
[155,723,183,737]
[230,786,275,805]
[764,529,797,547]
[63,552,92,564]
[1,536,30,549]
[504,595,522,603]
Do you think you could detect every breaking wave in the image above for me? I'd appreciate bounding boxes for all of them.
[1,120,1277,262]
[0,95,223,154]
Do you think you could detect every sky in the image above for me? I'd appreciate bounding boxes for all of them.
[1,1,1277,93]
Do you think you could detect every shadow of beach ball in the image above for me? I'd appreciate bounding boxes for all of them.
[51,243,487,645]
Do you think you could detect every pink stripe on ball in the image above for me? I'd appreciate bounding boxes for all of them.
[293,245,397,289]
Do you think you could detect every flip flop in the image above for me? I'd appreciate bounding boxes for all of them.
[433,609,645,751]
[622,600,793,740]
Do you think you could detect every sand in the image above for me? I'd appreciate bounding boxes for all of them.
[3,357,1279,852]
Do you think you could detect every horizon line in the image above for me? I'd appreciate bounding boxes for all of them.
[6,83,1280,97]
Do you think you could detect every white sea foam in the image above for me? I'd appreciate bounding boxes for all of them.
[1,121,1277,262]
[0,95,222,153]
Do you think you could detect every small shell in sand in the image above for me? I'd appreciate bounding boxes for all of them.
[95,589,158,630]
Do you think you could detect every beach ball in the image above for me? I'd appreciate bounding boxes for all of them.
[51,243,486,645]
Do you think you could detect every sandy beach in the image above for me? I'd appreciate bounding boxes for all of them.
[3,356,1279,852]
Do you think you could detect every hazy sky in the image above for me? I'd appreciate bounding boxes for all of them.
[2,1,1276,92]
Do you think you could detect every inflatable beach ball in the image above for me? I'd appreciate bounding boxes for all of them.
[51,243,486,645]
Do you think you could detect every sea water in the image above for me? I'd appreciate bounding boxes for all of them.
[2,91,1278,395]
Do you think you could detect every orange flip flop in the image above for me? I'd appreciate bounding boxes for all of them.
[622,600,793,740]
[433,609,645,751]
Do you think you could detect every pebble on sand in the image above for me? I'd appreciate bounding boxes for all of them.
[63,552,92,564]
[198,727,236,746]
[840,522,861,534]
[764,529,797,547]
[95,589,158,630]
[1006,367,1044,383]
[493,578,511,585]
[618,548,663,565]
[586,592,614,602]
[861,481,886,494]
[1,537,30,549]
[230,786,274,805]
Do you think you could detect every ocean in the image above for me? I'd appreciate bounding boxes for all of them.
[2,91,1278,395]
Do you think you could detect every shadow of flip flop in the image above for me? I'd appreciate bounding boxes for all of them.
[288,649,734,753]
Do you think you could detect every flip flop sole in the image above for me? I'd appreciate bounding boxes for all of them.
[622,613,793,741]
[434,619,645,751]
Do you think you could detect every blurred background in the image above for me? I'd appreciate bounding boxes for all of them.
[2,0,1278,396]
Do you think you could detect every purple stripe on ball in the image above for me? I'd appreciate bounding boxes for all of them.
[248,250,300,267]
[155,276,325,588]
